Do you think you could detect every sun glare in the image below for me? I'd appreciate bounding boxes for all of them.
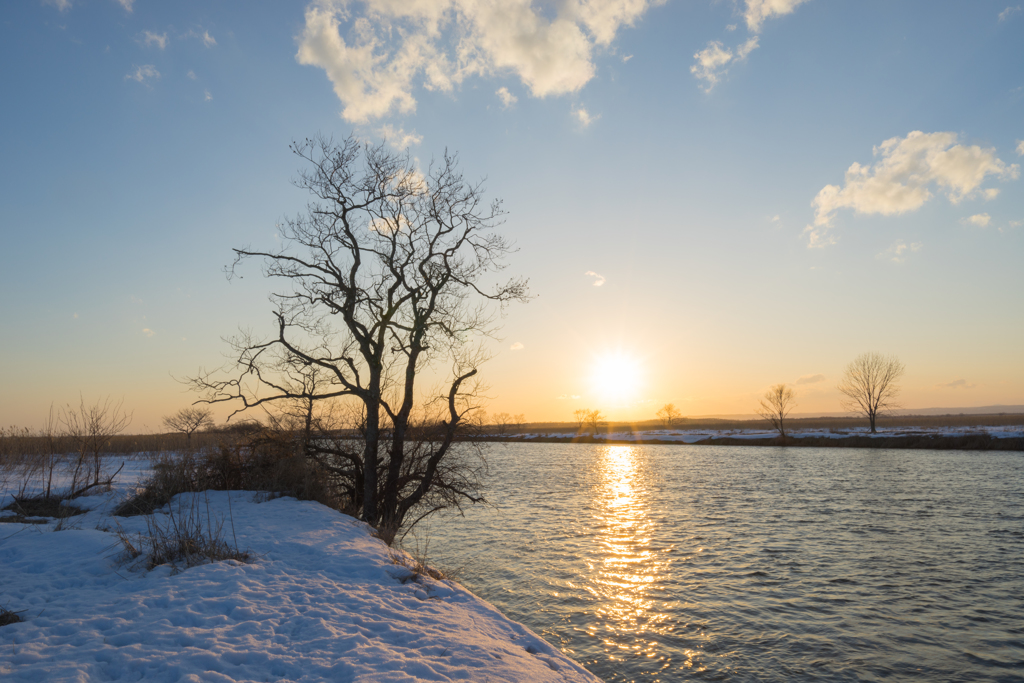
[591,351,643,403]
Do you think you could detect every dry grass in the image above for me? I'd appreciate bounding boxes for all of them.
[115,492,250,572]
[114,438,337,518]
[0,606,24,627]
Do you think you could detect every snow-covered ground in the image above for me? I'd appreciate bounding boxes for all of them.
[1,468,600,682]
[510,423,1024,443]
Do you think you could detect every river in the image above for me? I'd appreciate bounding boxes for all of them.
[416,443,1024,682]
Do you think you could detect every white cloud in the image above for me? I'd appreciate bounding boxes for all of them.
[744,0,813,33]
[202,30,217,47]
[810,131,1019,240]
[621,54,633,62]
[510,342,524,351]
[115,0,134,12]
[770,214,781,223]
[795,373,825,385]
[962,213,991,228]
[556,394,582,400]
[999,5,1021,21]
[376,124,422,149]
[877,239,922,264]
[691,36,758,91]
[72,312,79,319]
[296,0,661,123]
[142,328,155,337]
[1017,139,1024,156]
[125,65,160,84]
[573,106,597,127]
[204,89,213,101]
[45,0,72,12]
[1002,219,1023,233]
[496,86,517,108]
[984,188,1000,200]
[187,70,197,80]
[141,31,168,50]
[938,379,975,389]
[585,270,606,286]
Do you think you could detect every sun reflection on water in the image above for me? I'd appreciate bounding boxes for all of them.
[587,445,674,667]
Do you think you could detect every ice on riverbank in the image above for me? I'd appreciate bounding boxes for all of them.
[507,423,1024,444]
[1,485,600,682]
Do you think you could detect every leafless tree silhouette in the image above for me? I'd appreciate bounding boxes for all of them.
[190,135,528,541]
[163,407,213,447]
[837,352,905,433]
[656,403,682,429]
[757,384,796,437]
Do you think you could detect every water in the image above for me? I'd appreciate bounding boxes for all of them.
[416,444,1024,682]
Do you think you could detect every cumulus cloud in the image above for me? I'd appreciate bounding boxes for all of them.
[770,214,781,223]
[204,89,213,101]
[496,86,517,108]
[377,124,422,150]
[938,379,975,389]
[45,0,72,12]
[984,188,1000,200]
[1017,139,1024,156]
[999,5,1021,21]
[691,36,758,90]
[141,31,168,49]
[125,65,160,84]
[186,70,197,80]
[795,373,825,385]
[573,106,598,127]
[510,341,524,351]
[744,0,813,33]
[115,0,134,12]
[962,213,991,228]
[584,270,605,286]
[296,0,661,123]
[877,240,922,263]
[807,131,1019,244]
[142,328,155,337]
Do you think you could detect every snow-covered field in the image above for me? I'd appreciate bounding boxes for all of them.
[511,423,1024,443]
[1,467,600,682]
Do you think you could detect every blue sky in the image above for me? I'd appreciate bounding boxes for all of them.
[1,0,1022,429]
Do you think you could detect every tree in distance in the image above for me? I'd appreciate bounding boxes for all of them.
[757,384,796,438]
[837,352,905,433]
[585,409,604,436]
[190,135,528,542]
[573,408,589,432]
[60,396,132,488]
[656,403,682,429]
[163,407,214,447]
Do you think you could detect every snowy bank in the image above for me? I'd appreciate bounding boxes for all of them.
[1,488,600,682]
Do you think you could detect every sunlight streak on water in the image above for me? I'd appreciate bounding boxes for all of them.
[420,444,1024,682]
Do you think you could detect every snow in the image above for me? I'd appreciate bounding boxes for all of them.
[510,423,1024,443]
[1,472,600,683]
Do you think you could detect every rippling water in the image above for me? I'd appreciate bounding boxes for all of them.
[416,444,1024,682]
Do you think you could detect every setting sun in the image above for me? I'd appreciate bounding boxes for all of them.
[591,352,644,404]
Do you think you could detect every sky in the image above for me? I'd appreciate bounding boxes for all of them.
[1,0,1022,431]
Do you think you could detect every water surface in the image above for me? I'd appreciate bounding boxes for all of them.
[417,444,1024,682]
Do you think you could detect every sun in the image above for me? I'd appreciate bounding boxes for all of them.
[590,351,643,403]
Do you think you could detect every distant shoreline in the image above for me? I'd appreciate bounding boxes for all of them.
[478,433,1024,451]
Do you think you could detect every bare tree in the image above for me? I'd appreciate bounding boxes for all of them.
[60,396,132,488]
[573,408,589,432]
[757,384,796,437]
[492,412,512,436]
[585,409,604,436]
[656,403,682,429]
[163,407,214,448]
[837,352,905,433]
[190,135,528,542]
[512,413,525,434]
